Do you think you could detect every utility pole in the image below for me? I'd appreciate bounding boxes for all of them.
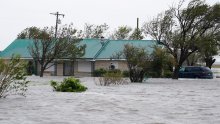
[136,18,140,40]
[50,12,65,38]
[50,12,64,76]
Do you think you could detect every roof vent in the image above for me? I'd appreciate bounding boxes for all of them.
[100,36,105,46]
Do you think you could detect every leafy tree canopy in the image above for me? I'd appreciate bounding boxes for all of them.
[142,0,220,79]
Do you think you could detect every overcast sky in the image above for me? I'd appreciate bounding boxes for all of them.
[0,0,219,50]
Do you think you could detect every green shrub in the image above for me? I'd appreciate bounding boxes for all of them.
[93,68,107,77]
[146,71,158,78]
[93,69,131,77]
[50,77,87,92]
[146,70,173,78]
[108,69,121,74]
[122,70,129,77]
[97,71,127,86]
[0,55,29,98]
[163,71,173,78]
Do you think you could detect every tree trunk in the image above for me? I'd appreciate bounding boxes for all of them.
[40,66,45,77]
[172,53,188,79]
[129,69,144,82]
[172,64,181,79]
[161,68,164,77]
[205,58,215,69]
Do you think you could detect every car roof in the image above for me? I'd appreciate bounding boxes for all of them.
[182,66,205,68]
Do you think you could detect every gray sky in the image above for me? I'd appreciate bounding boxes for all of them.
[0,0,218,50]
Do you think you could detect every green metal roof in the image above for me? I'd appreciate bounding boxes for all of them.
[95,40,157,59]
[79,39,103,59]
[0,39,103,59]
[0,39,33,58]
[0,39,157,59]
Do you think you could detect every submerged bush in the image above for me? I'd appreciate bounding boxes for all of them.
[93,68,107,77]
[97,70,128,86]
[163,71,173,78]
[122,70,129,77]
[50,77,87,92]
[0,55,29,98]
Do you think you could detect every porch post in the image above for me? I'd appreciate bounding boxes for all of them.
[54,61,57,76]
[33,58,38,75]
[90,60,95,76]
[63,61,65,76]
[71,61,74,76]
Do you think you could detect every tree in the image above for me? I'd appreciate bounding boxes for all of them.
[182,30,219,68]
[83,23,109,38]
[19,24,86,77]
[198,36,219,68]
[187,21,220,68]
[186,52,201,66]
[123,44,151,82]
[197,3,220,68]
[129,28,144,40]
[151,46,174,77]
[17,27,40,39]
[143,0,220,79]
[0,55,29,98]
[112,26,132,40]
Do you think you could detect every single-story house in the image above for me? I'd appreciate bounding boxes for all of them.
[0,39,157,76]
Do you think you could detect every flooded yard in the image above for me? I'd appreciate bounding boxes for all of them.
[0,76,220,124]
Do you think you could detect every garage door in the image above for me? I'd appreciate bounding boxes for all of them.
[78,61,91,72]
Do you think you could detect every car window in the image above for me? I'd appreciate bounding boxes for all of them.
[191,67,201,72]
[201,67,212,72]
[179,67,185,72]
[185,67,191,72]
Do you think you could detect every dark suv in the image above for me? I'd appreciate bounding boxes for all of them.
[179,66,213,79]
